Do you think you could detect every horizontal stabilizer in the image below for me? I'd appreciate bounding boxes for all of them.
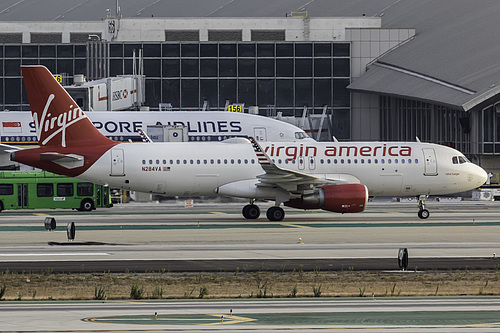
[40,152,84,169]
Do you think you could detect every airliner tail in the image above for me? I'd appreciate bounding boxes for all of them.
[21,66,114,148]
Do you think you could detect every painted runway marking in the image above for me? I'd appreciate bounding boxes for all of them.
[210,212,227,214]
[84,313,257,325]
[280,223,311,228]
[83,310,500,327]
[0,253,110,257]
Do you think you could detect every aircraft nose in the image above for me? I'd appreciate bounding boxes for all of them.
[474,165,488,187]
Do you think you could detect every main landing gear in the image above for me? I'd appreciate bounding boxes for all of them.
[242,203,260,219]
[266,206,285,221]
[242,200,285,221]
[417,195,430,219]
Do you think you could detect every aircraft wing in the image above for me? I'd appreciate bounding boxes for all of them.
[248,137,358,193]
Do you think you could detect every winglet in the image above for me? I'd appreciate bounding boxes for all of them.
[137,129,152,143]
[248,136,272,167]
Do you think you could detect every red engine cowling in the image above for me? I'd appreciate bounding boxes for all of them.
[284,198,321,210]
[290,184,368,213]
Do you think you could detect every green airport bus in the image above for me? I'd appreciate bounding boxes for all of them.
[0,170,113,212]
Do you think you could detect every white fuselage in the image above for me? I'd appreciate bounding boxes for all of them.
[0,111,312,145]
[78,140,486,198]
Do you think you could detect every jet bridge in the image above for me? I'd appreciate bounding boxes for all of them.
[65,74,145,111]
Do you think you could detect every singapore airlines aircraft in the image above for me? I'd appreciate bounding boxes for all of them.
[0,109,312,146]
[11,66,488,221]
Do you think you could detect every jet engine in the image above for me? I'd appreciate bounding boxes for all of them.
[285,184,368,213]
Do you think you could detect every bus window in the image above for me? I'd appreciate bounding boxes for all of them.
[0,184,13,195]
[0,171,112,212]
[37,183,53,197]
[77,183,94,196]
[57,183,74,197]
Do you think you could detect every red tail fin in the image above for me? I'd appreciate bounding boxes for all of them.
[21,66,114,148]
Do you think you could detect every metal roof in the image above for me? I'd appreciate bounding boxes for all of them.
[349,63,476,110]
[1,0,500,111]
[0,0,394,20]
[348,0,500,111]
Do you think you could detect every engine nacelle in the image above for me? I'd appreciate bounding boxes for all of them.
[215,179,277,199]
[283,198,321,210]
[295,184,368,213]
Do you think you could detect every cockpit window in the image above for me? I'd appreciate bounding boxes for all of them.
[295,132,309,139]
[452,156,469,164]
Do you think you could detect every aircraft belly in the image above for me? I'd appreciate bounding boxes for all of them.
[355,173,403,196]
[376,174,403,196]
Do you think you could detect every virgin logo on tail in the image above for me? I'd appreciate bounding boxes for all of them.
[14,65,118,177]
[22,65,115,148]
[34,94,88,147]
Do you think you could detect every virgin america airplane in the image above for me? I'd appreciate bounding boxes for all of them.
[11,66,488,221]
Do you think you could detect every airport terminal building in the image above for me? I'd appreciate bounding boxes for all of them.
[0,0,499,176]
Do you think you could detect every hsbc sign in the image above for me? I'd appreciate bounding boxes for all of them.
[91,77,137,111]
[112,89,129,101]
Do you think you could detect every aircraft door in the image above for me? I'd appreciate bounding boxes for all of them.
[110,149,125,176]
[254,127,267,141]
[422,148,438,176]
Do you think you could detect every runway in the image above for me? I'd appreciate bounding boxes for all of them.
[0,245,499,272]
[1,199,500,332]
[2,298,500,332]
[0,200,499,272]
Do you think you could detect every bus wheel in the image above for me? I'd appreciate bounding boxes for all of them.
[0,201,3,212]
[79,199,94,212]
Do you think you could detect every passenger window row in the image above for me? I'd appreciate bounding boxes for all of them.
[318,158,419,165]
[141,158,419,166]
[142,159,257,165]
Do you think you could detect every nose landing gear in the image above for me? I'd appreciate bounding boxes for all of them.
[417,195,430,219]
